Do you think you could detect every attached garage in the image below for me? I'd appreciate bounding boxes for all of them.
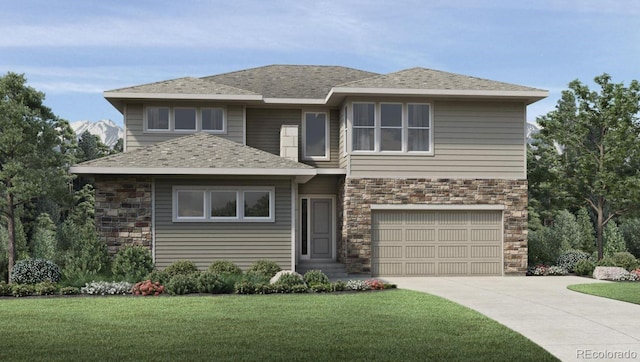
[371,208,504,276]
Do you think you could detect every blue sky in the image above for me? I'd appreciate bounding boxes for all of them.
[1,0,638,126]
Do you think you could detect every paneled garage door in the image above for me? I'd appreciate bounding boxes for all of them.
[371,210,503,276]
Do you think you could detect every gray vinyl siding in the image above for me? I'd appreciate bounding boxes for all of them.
[124,103,244,151]
[298,175,341,195]
[348,101,526,179]
[246,108,340,169]
[154,177,293,270]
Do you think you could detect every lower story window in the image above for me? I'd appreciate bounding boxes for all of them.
[173,186,275,222]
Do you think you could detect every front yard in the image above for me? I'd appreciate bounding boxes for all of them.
[0,290,556,361]
[568,282,640,305]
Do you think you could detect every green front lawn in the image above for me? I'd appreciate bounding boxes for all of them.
[0,290,556,361]
[568,282,640,305]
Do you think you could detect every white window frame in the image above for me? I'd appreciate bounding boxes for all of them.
[342,105,348,155]
[302,111,330,161]
[200,107,226,134]
[349,101,433,155]
[379,102,404,153]
[172,186,275,223]
[173,107,198,132]
[145,106,171,132]
[144,105,227,134]
[351,102,376,152]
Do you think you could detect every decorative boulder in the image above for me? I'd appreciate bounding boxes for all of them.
[592,266,636,281]
[269,270,304,285]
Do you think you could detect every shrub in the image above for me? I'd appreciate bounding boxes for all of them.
[247,260,281,279]
[610,252,639,271]
[270,271,305,286]
[309,283,332,293]
[58,216,110,280]
[557,250,591,273]
[290,284,309,293]
[546,266,568,276]
[10,258,62,284]
[530,264,549,276]
[527,227,559,266]
[59,286,80,295]
[365,279,386,290]
[164,260,199,278]
[620,218,640,259]
[255,283,274,295]
[272,283,291,294]
[346,280,371,291]
[11,284,35,297]
[196,272,225,294]
[165,274,198,295]
[112,246,154,283]
[31,213,58,261]
[145,270,171,285]
[303,270,329,286]
[132,280,165,296]
[574,259,596,276]
[34,281,57,295]
[631,269,640,279]
[208,260,242,275]
[596,257,616,267]
[383,283,397,289]
[331,281,347,292]
[81,281,133,295]
[234,280,256,294]
[219,273,244,294]
[0,281,12,296]
[603,221,627,257]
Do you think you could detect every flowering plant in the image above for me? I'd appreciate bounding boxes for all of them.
[81,281,133,295]
[546,266,568,276]
[531,264,548,276]
[345,280,371,291]
[132,279,165,296]
[365,279,385,290]
[631,269,640,279]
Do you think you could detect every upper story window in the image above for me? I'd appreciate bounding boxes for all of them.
[144,106,226,133]
[351,102,432,154]
[173,186,274,222]
[147,107,170,131]
[302,112,329,161]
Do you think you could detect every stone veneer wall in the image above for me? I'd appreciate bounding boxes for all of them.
[94,176,153,255]
[340,178,528,275]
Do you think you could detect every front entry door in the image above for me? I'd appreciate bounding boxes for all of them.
[309,198,333,259]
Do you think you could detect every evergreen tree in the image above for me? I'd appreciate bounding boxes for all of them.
[0,72,74,276]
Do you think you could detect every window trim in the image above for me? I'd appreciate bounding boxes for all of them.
[173,107,198,132]
[302,111,330,161]
[145,106,171,132]
[351,102,376,152]
[172,186,275,222]
[144,105,227,134]
[349,101,433,155]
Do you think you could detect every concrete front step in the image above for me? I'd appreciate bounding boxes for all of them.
[296,261,348,279]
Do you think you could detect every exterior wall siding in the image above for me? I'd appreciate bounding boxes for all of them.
[246,108,340,168]
[298,175,341,195]
[154,177,293,270]
[124,103,244,150]
[93,176,153,255]
[340,178,528,275]
[347,100,527,178]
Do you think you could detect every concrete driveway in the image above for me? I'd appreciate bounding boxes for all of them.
[383,276,640,362]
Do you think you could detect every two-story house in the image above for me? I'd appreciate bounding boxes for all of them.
[70,65,547,276]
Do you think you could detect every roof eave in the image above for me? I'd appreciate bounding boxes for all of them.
[69,166,316,176]
[328,87,549,104]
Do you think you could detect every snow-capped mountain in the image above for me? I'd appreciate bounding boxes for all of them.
[71,120,124,148]
[526,122,539,144]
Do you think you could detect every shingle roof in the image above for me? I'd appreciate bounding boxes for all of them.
[107,77,259,96]
[201,65,379,99]
[71,133,314,174]
[337,67,545,92]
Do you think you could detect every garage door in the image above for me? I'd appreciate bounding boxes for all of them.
[371,210,503,276]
